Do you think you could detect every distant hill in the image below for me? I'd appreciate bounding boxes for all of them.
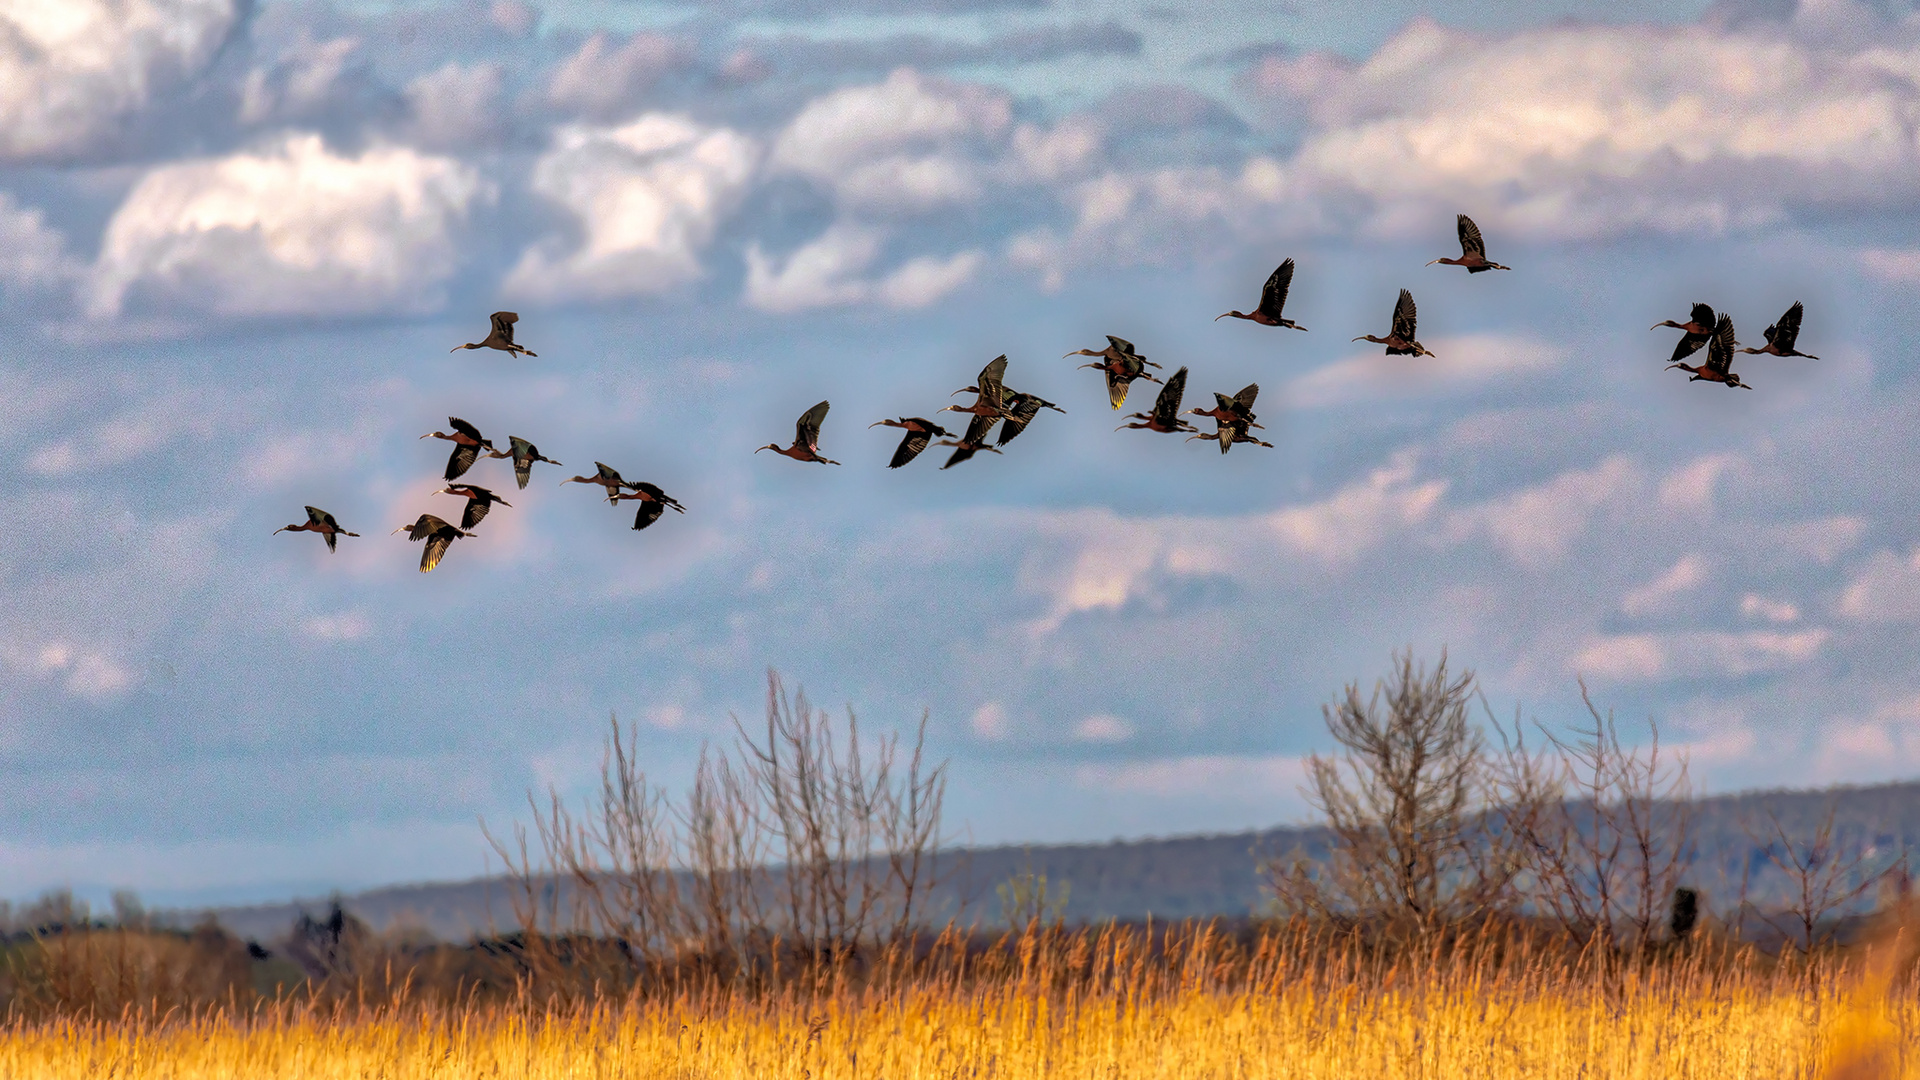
[190,780,1920,944]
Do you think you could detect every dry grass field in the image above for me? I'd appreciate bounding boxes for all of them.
[0,921,1912,1080]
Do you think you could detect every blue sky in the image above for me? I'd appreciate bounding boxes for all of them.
[3,0,1919,906]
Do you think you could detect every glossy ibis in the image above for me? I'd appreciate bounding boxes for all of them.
[486,436,563,490]
[757,400,840,464]
[451,312,536,358]
[1739,301,1819,360]
[420,417,495,481]
[393,513,473,573]
[1427,215,1510,273]
[1118,366,1196,434]
[435,483,511,530]
[1668,314,1751,389]
[869,417,952,469]
[1353,289,1436,357]
[1216,259,1307,329]
[274,506,359,552]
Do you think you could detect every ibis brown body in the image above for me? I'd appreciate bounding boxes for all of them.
[420,417,495,481]
[1353,289,1436,357]
[870,417,952,469]
[611,482,686,531]
[1739,301,1819,360]
[758,400,840,464]
[274,506,359,552]
[1427,215,1510,273]
[435,483,511,531]
[486,436,562,490]
[393,513,472,573]
[1668,314,1752,389]
[1066,336,1162,409]
[1216,259,1307,329]
[1118,366,1197,434]
[452,312,536,358]
[561,462,634,503]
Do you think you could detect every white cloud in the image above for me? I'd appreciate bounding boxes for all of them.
[547,32,689,119]
[772,68,1011,213]
[1740,594,1801,624]
[238,34,360,126]
[1838,548,1920,623]
[1246,17,1920,238]
[1075,753,1306,799]
[303,613,371,642]
[742,222,983,312]
[0,0,242,161]
[404,62,504,149]
[0,193,76,293]
[1451,455,1641,569]
[1572,629,1830,683]
[970,701,1010,740]
[27,392,225,476]
[506,114,758,301]
[6,641,134,704]
[89,134,489,318]
[1622,554,1708,617]
[1286,333,1562,408]
[1073,713,1132,742]
[1264,452,1447,567]
[1657,452,1745,515]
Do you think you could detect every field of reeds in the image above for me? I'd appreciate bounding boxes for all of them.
[0,919,1915,1079]
[3,661,1916,1077]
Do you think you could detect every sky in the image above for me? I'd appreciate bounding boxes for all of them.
[4,0,1920,907]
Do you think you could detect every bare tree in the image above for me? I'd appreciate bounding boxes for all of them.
[1269,649,1523,932]
[1496,683,1693,950]
[735,672,948,961]
[1747,803,1903,953]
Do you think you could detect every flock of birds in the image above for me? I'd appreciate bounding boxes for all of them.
[275,216,1822,573]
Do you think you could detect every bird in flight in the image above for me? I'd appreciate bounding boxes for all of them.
[1216,259,1307,330]
[451,312,537,358]
[1066,336,1162,410]
[1427,215,1510,273]
[561,462,635,503]
[758,400,840,464]
[1353,290,1436,357]
[1652,302,1717,365]
[1118,366,1197,434]
[1186,383,1262,431]
[274,506,359,552]
[935,414,1006,469]
[486,436,563,490]
[420,417,495,482]
[1668,313,1751,389]
[435,483,511,531]
[1189,422,1274,453]
[1739,301,1820,360]
[611,482,686,531]
[870,417,953,469]
[393,513,473,573]
[943,355,1017,426]
[996,389,1066,447]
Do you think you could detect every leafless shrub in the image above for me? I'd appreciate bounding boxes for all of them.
[485,669,950,980]
[1747,803,1906,953]
[1268,649,1526,932]
[1494,681,1693,950]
